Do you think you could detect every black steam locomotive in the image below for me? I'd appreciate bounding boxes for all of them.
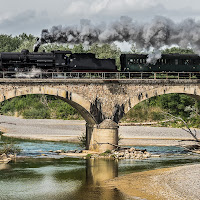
[0,49,117,73]
[1,47,200,74]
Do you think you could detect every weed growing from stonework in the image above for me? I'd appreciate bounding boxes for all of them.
[78,133,87,148]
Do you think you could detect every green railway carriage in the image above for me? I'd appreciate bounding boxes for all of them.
[120,54,200,72]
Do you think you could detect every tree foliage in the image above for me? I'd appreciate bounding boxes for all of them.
[162,47,194,54]
[0,33,35,52]
[0,34,21,52]
[0,95,82,120]
[122,93,200,128]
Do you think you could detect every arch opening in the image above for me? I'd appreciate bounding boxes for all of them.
[121,92,200,129]
[0,86,96,125]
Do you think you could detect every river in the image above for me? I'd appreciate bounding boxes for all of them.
[0,136,200,200]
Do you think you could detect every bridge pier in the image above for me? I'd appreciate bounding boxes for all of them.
[86,119,119,152]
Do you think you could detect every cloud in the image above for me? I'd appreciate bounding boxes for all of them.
[0,0,200,35]
[64,0,162,20]
[0,10,51,35]
[62,0,200,23]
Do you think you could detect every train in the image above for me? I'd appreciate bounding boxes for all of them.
[1,47,200,75]
[120,54,200,72]
[0,50,117,73]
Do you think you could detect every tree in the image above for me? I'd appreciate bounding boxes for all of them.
[157,94,195,119]
[18,33,35,41]
[15,39,36,52]
[0,34,21,52]
[40,43,71,52]
[89,43,121,69]
[162,47,194,54]
[72,44,86,53]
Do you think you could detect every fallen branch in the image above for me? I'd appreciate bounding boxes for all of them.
[0,122,16,125]
[162,111,199,142]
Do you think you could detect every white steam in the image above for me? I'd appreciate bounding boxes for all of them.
[146,50,162,64]
[15,67,42,78]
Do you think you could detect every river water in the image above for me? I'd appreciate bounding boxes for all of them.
[0,136,200,200]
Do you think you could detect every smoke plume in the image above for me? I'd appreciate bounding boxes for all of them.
[39,16,200,55]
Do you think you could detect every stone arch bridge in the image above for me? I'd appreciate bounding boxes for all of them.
[0,79,200,152]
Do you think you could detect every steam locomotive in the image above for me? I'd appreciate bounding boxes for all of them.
[0,49,117,72]
[1,47,200,74]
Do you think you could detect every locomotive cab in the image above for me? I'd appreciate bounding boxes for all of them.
[52,50,72,71]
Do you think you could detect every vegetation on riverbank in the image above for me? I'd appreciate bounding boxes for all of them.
[0,141,21,155]
[0,93,200,128]
[0,143,21,155]
[121,93,200,128]
[0,95,83,120]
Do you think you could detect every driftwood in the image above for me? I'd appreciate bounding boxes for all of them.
[0,122,16,125]
[162,112,200,142]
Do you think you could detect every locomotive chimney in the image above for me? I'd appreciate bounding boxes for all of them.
[33,38,41,52]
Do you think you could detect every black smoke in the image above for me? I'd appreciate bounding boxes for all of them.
[38,16,200,58]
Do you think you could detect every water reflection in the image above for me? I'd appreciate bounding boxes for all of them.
[73,158,124,200]
[86,158,118,185]
[85,159,123,200]
[0,157,125,200]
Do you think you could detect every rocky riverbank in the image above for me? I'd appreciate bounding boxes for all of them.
[48,146,152,160]
[106,164,200,200]
[0,153,15,163]
[83,147,151,159]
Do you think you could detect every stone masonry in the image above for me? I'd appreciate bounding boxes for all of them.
[0,79,200,151]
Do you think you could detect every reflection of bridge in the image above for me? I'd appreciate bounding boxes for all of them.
[1,78,200,152]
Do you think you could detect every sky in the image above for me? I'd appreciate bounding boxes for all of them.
[1,0,200,50]
[1,0,200,36]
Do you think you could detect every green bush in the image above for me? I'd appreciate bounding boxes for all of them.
[23,108,50,119]
[78,133,87,148]
[0,142,21,155]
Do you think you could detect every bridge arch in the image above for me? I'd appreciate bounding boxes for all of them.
[123,85,200,118]
[0,86,96,125]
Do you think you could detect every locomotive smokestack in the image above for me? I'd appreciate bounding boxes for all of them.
[33,38,41,52]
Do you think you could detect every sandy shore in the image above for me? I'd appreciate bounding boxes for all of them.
[106,164,200,200]
[0,115,200,145]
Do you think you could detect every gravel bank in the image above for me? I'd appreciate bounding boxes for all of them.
[106,164,200,200]
[0,115,199,145]
[0,115,85,142]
